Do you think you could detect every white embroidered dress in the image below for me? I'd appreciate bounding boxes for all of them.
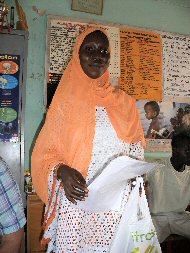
[45,107,144,253]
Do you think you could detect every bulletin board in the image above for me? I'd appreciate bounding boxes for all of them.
[45,15,190,152]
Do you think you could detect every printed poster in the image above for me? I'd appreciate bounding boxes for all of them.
[162,33,190,103]
[137,100,190,152]
[119,28,162,101]
[47,19,120,107]
[47,20,86,107]
[0,54,20,142]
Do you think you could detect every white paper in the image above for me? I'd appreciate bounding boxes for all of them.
[162,33,190,102]
[49,20,85,73]
[74,156,162,212]
[102,26,120,78]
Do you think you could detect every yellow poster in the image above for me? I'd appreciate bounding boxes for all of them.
[119,28,162,101]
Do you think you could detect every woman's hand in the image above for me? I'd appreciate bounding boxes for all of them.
[57,164,88,204]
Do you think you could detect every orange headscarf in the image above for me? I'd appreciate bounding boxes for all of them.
[32,27,145,204]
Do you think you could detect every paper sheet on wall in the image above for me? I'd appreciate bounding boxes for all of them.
[49,20,86,74]
[162,33,190,103]
[75,156,161,212]
[102,26,120,78]
[119,28,162,101]
[47,19,121,106]
[49,20,120,78]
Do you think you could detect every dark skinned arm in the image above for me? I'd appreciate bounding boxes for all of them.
[0,228,24,253]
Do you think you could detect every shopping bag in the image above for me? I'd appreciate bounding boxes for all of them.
[110,177,161,253]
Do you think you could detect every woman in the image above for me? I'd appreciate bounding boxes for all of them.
[32,27,145,253]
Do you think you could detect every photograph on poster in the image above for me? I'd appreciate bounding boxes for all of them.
[136,100,190,151]
[0,60,19,75]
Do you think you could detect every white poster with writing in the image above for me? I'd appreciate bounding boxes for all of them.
[49,20,86,74]
[49,19,120,78]
[102,26,120,77]
[162,33,190,102]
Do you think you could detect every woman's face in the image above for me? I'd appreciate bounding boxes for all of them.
[79,30,110,79]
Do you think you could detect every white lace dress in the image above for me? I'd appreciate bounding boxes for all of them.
[44,107,144,253]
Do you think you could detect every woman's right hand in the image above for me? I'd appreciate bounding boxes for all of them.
[57,164,88,204]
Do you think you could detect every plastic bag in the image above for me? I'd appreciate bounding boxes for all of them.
[110,177,161,253]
